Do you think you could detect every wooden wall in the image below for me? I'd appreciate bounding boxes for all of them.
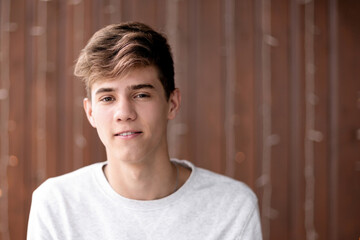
[0,0,359,239]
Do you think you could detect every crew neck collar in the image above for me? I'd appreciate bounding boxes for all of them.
[93,159,196,211]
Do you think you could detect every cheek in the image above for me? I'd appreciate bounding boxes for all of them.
[92,108,113,128]
[92,112,112,145]
[140,104,168,123]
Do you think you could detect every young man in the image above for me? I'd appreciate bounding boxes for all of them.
[27,22,262,239]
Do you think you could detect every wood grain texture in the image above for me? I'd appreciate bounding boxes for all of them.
[0,1,359,239]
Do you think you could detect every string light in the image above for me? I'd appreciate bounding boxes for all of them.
[36,0,48,184]
[165,0,182,157]
[257,0,275,239]
[224,0,236,178]
[72,0,85,169]
[0,0,11,238]
[165,0,179,48]
[110,0,121,24]
[304,0,318,239]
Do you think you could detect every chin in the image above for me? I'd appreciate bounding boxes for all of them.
[110,150,147,164]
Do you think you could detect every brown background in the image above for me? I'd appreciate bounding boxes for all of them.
[0,0,359,239]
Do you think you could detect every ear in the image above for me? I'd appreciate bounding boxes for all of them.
[83,98,96,128]
[167,88,181,120]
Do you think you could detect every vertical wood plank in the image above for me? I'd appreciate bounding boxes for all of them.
[313,0,330,239]
[192,0,225,174]
[56,0,68,176]
[184,0,199,165]
[337,0,360,239]
[268,0,290,238]
[328,0,338,239]
[167,0,190,159]
[129,0,160,27]
[233,0,256,188]
[4,0,26,239]
[289,0,303,239]
[63,1,75,175]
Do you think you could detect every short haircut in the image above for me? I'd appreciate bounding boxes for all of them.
[74,22,175,100]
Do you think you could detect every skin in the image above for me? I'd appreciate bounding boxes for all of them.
[83,66,191,200]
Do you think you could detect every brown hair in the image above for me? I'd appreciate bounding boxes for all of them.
[74,22,175,100]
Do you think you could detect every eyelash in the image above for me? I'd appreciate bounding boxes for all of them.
[100,96,115,102]
[99,93,150,103]
[134,93,150,99]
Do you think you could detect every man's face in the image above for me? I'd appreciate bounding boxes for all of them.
[83,66,180,164]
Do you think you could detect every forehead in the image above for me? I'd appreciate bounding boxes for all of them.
[91,66,162,94]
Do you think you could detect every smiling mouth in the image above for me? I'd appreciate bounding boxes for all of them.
[115,131,142,137]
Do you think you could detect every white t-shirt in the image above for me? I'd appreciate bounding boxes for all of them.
[27,159,262,240]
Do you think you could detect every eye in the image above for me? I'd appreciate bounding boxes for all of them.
[134,93,150,99]
[100,96,115,102]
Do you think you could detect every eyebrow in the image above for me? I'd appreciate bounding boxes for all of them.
[95,87,114,96]
[94,84,155,96]
[129,84,155,90]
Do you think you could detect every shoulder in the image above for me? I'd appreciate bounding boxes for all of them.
[197,167,257,202]
[32,162,105,202]
[175,160,261,236]
[176,159,258,208]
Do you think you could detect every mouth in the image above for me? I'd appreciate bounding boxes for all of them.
[114,131,142,137]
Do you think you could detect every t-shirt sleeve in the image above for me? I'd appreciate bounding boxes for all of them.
[238,203,263,240]
[27,180,61,240]
[27,190,50,239]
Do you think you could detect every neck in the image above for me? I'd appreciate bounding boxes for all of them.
[104,156,178,200]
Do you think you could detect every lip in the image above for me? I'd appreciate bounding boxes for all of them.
[114,130,143,139]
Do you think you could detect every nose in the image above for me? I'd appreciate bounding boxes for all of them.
[113,98,137,121]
